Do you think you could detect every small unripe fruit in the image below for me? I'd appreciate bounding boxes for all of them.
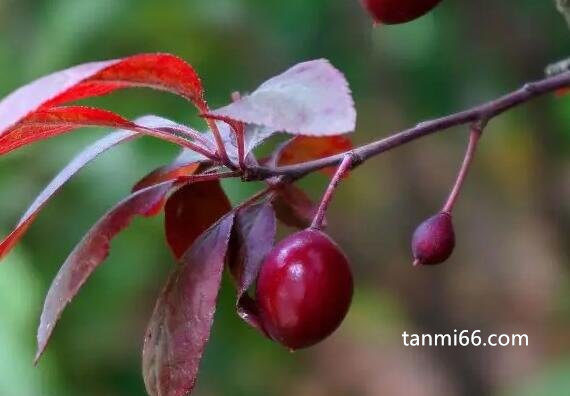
[411,212,455,266]
[362,0,442,25]
[256,229,353,350]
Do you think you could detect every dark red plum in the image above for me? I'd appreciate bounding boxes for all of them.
[256,229,353,350]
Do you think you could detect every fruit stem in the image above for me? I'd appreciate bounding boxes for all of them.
[311,154,354,230]
[442,122,484,213]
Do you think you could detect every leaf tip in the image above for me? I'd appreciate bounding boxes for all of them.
[33,347,45,366]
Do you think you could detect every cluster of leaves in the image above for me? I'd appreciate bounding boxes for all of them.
[0,53,356,395]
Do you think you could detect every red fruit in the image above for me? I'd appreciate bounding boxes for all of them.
[362,0,442,25]
[411,212,455,265]
[255,229,353,350]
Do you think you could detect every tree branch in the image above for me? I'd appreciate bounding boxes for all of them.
[246,70,570,181]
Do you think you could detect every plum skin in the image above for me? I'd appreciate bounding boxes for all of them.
[255,229,353,350]
[412,212,455,265]
[362,0,443,25]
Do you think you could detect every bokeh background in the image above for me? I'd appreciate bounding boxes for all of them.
[0,1,569,395]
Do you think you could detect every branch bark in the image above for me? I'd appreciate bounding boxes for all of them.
[246,70,570,181]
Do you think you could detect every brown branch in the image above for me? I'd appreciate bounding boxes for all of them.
[246,70,570,181]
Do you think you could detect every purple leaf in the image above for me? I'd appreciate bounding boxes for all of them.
[243,124,279,153]
[0,115,201,262]
[142,212,235,396]
[233,201,276,296]
[210,59,356,136]
[0,130,136,261]
[272,184,321,229]
[35,181,178,362]
[231,201,276,334]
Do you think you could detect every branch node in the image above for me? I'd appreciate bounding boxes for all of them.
[472,118,488,135]
[522,82,537,95]
[347,150,364,168]
[241,168,255,182]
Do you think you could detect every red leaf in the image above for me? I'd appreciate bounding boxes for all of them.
[274,135,352,175]
[0,54,209,157]
[0,106,132,155]
[231,201,276,334]
[133,162,201,192]
[0,53,204,134]
[272,184,320,229]
[555,87,570,97]
[0,106,212,157]
[35,181,178,362]
[0,130,137,261]
[142,212,235,396]
[165,181,232,258]
[210,59,356,136]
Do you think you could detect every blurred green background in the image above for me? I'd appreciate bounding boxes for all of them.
[0,0,569,395]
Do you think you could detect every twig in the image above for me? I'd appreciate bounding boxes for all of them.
[246,70,570,181]
[177,170,241,184]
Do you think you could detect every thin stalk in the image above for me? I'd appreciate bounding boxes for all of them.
[235,124,246,170]
[442,124,483,213]
[311,154,353,230]
[157,125,214,150]
[136,126,219,161]
[207,118,232,167]
[197,101,232,168]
